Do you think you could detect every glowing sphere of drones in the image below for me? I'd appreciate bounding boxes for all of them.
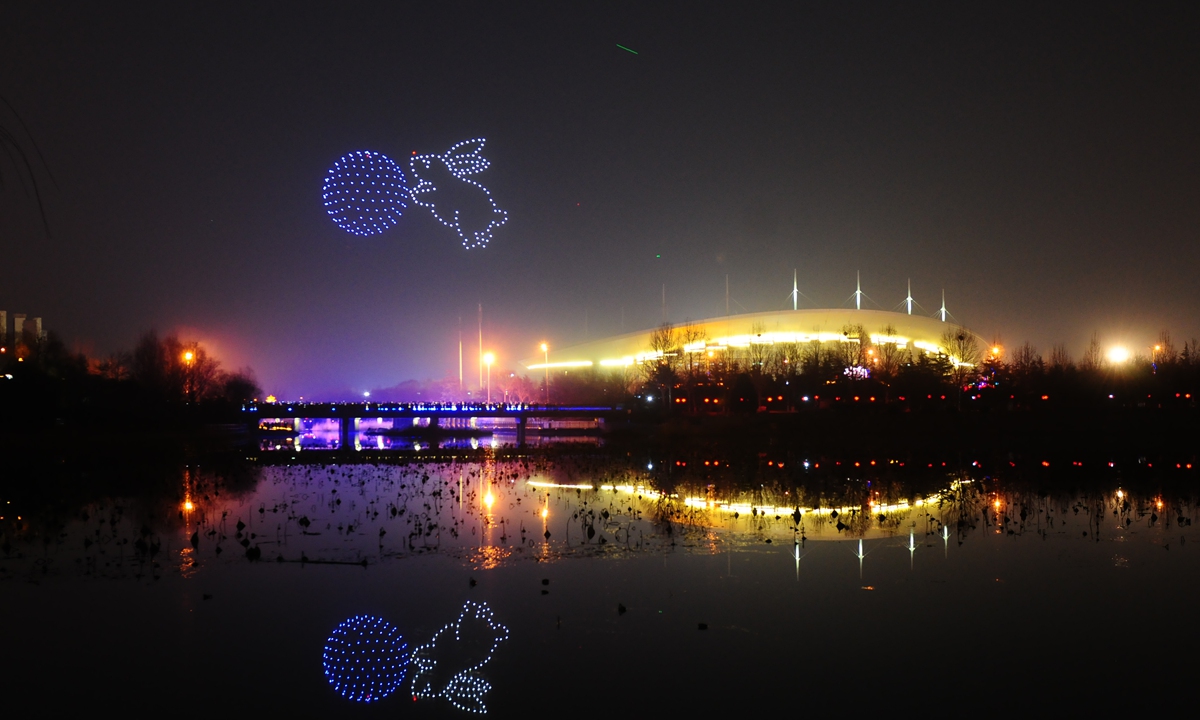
[322,151,408,236]
[322,614,409,702]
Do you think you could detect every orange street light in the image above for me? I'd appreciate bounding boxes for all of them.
[183,350,194,363]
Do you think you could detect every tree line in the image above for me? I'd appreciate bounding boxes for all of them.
[1,329,261,429]
[531,322,1200,412]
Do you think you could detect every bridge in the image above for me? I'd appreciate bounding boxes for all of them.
[242,401,629,447]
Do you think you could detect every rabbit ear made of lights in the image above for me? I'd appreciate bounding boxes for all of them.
[409,137,508,250]
[444,138,490,178]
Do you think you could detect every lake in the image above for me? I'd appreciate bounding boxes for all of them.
[2,447,1197,714]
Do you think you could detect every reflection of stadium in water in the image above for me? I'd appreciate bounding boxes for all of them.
[7,453,1194,579]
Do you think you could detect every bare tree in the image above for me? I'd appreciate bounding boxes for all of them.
[1080,332,1102,372]
[1011,341,1043,378]
[648,322,678,362]
[1156,330,1178,365]
[874,324,905,380]
[801,337,825,376]
[774,341,803,378]
[642,322,680,394]
[746,322,771,375]
[940,327,981,385]
[679,319,707,381]
[1049,344,1072,370]
[96,352,131,381]
[839,323,869,370]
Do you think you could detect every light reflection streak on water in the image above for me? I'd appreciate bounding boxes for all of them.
[527,478,973,520]
[6,461,1194,583]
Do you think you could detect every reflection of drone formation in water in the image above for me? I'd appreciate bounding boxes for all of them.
[410,600,510,714]
[322,614,409,702]
[323,137,507,249]
[324,601,509,713]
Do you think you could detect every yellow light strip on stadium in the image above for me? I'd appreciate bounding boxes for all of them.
[599,357,635,367]
[578,332,977,369]
[527,361,594,370]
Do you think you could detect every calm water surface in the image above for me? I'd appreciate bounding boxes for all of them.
[3,451,1198,714]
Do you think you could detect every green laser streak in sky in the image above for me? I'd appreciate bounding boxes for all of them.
[616,44,638,55]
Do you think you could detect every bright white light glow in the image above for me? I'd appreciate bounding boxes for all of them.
[1107,346,1131,363]
[526,361,593,370]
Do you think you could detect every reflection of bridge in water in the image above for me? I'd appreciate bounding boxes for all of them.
[243,402,628,447]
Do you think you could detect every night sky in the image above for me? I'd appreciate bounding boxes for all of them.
[3,3,1198,398]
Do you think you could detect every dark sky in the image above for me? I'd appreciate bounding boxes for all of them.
[3,3,1198,397]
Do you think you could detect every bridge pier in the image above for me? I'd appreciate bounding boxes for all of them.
[339,417,356,449]
[517,416,527,447]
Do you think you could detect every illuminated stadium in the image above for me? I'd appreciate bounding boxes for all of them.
[521,308,983,372]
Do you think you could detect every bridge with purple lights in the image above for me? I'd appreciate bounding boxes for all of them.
[243,402,627,447]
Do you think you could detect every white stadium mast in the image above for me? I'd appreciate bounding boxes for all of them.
[854,271,863,311]
[905,279,914,315]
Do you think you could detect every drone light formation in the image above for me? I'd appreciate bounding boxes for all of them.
[323,614,410,702]
[410,138,508,250]
[322,151,409,236]
[410,600,510,714]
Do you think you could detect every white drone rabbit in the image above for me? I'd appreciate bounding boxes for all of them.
[409,138,508,250]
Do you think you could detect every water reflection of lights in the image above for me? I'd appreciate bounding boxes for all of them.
[323,615,409,702]
[468,546,511,570]
[528,479,970,520]
[527,480,666,500]
[483,492,494,510]
[411,601,509,714]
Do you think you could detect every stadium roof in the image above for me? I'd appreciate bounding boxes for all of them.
[521,308,982,370]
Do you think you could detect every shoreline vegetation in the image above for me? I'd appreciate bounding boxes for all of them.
[1,329,260,432]
[2,323,1197,455]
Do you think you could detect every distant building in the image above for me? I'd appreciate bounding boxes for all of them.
[521,308,981,371]
[2,311,46,357]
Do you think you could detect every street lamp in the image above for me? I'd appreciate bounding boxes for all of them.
[483,352,495,403]
[540,342,549,405]
[182,348,196,402]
